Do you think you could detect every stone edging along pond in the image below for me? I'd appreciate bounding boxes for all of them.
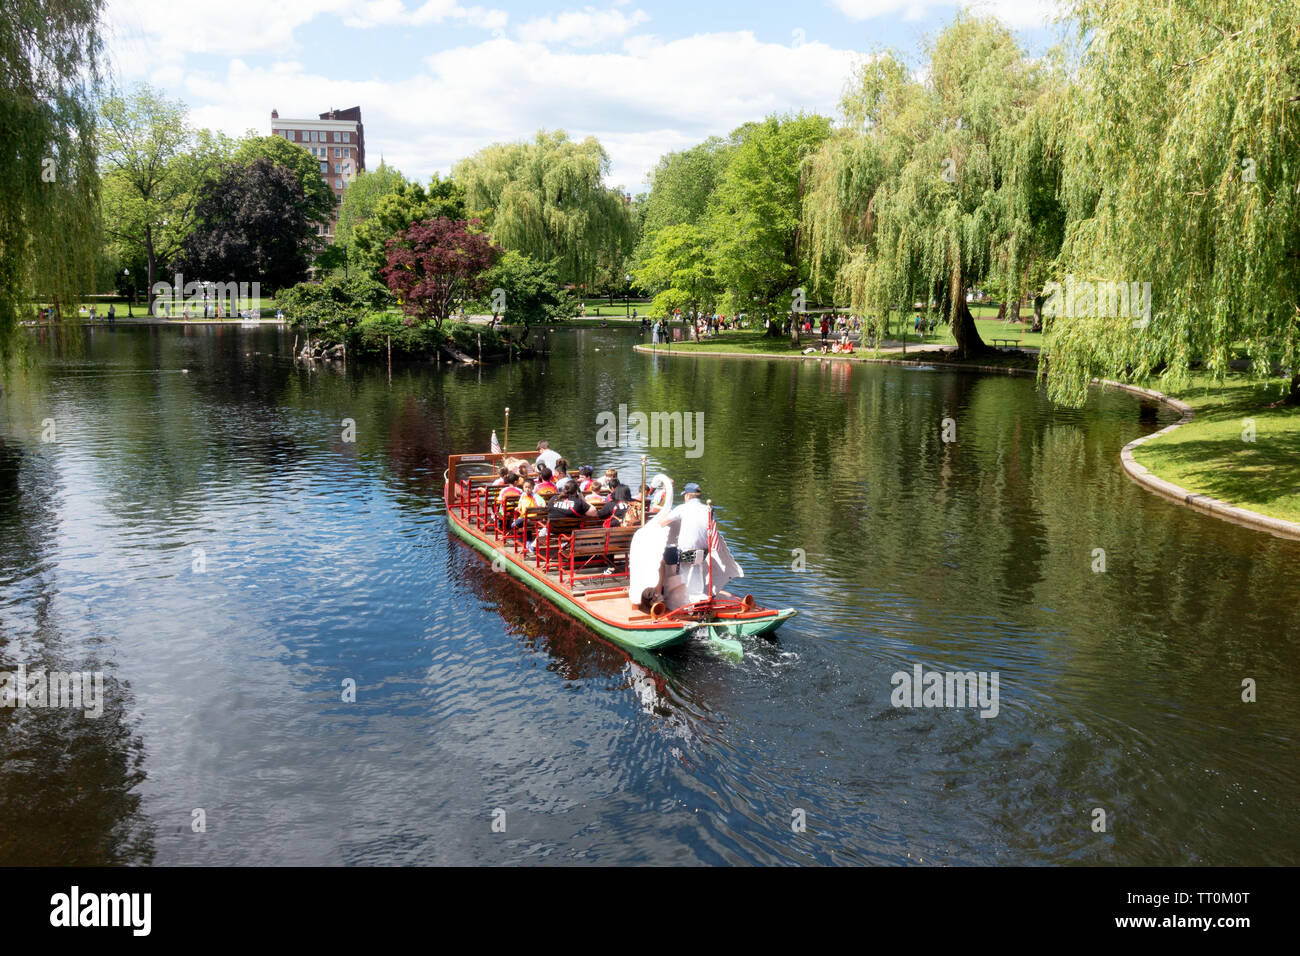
[633,343,1300,542]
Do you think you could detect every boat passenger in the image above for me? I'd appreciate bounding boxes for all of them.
[553,458,571,486]
[491,466,509,486]
[547,480,592,518]
[510,479,543,533]
[577,465,596,493]
[601,468,619,492]
[534,464,558,499]
[535,440,562,472]
[596,484,635,527]
[496,473,522,510]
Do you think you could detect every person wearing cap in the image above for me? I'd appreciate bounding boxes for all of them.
[577,465,596,494]
[656,482,712,601]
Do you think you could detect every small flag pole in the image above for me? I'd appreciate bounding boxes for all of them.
[640,455,647,525]
[503,407,510,452]
[705,499,714,624]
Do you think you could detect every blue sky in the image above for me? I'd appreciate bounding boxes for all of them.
[103,0,1065,190]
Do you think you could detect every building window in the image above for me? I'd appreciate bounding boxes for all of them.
[320,162,328,174]
[335,179,342,189]
[343,132,349,142]
[333,147,339,158]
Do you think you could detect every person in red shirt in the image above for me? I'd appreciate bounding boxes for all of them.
[534,464,558,500]
[496,473,523,515]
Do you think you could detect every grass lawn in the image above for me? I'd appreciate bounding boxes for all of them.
[913,314,1044,350]
[577,298,653,316]
[1133,373,1300,524]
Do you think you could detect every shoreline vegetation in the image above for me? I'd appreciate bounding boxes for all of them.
[639,334,1300,535]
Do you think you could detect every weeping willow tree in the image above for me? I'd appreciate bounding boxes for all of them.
[0,0,104,361]
[1047,0,1300,406]
[452,130,634,288]
[804,17,1062,358]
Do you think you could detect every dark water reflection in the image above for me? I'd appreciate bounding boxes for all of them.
[1,323,1297,865]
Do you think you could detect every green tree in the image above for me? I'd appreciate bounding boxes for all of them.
[177,158,318,293]
[280,273,389,346]
[705,114,831,333]
[453,130,634,287]
[336,162,407,247]
[632,134,739,273]
[1047,0,1300,405]
[1,0,103,358]
[483,250,578,343]
[98,85,229,299]
[632,223,716,319]
[233,134,334,230]
[352,174,465,283]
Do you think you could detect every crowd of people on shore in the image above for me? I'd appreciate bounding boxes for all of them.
[648,309,863,353]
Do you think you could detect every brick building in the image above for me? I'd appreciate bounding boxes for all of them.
[270,107,367,241]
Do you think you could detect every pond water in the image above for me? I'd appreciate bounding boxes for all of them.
[1,323,1297,865]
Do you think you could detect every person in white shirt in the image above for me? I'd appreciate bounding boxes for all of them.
[535,440,561,472]
[656,482,710,601]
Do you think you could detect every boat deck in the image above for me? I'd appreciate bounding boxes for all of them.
[449,508,665,629]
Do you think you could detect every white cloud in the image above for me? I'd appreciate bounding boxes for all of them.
[106,27,855,191]
[828,0,1061,30]
[516,6,650,47]
[103,0,507,70]
[343,0,507,30]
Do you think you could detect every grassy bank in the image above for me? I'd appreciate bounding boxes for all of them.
[647,327,1038,361]
[1135,373,1300,524]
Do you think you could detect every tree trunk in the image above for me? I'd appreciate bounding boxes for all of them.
[1009,298,1021,323]
[1030,293,1045,333]
[996,300,1007,320]
[943,275,989,359]
[1287,374,1300,406]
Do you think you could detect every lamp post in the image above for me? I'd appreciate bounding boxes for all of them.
[625,273,631,319]
[123,268,133,317]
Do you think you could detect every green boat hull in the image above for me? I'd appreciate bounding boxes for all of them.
[447,515,797,658]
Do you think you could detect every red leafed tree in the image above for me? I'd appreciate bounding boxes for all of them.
[382,218,501,329]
